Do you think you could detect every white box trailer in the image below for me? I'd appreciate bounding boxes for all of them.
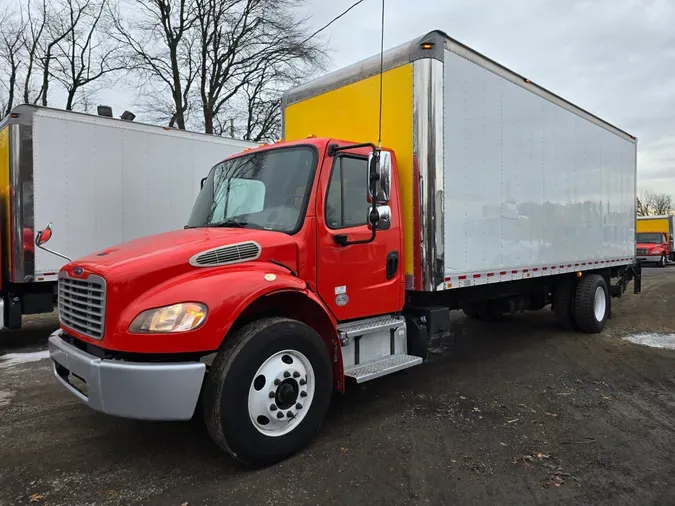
[0,105,255,329]
[441,42,637,289]
[283,29,640,325]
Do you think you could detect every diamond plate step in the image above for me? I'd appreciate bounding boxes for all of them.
[344,354,422,383]
[337,315,405,340]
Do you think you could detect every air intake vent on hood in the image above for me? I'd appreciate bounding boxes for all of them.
[190,241,261,267]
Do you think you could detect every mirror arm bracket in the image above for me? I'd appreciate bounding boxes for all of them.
[37,245,72,263]
[327,142,377,157]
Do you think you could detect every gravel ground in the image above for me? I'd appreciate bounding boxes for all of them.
[1,268,674,505]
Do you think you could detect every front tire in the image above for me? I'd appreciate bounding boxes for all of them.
[659,254,667,268]
[573,274,609,333]
[203,317,333,467]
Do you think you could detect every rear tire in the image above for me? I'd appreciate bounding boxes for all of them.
[573,274,609,333]
[203,317,333,467]
[553,278,577,329]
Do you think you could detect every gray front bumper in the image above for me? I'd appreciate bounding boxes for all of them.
[48,331,206,421]
[637,255,662,263]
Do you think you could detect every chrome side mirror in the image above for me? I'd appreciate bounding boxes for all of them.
[367,205,391,231]
[368,150,392,205]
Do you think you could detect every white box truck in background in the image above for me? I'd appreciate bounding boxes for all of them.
[0,105,255,330]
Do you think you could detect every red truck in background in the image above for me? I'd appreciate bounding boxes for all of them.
[635,216,675,267]
[45,31,641,468]
[636,232,670,267]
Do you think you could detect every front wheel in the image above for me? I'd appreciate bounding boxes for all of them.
[203,317,333,467]
[659,254,667,268]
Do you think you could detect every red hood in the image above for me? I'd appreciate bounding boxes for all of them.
[63,228,299,291]
[637,242,663,249]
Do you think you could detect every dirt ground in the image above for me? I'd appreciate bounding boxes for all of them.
[1,268,675,506]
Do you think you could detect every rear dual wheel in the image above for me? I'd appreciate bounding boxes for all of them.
[554,274,609,333]
[203,317,333,467]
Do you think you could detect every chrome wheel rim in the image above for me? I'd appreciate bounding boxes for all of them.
[248,349,315,437]
[593,286,607,322]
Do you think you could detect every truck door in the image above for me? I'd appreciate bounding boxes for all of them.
[315,148,403,321]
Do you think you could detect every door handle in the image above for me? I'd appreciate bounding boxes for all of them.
[386,251,399,280]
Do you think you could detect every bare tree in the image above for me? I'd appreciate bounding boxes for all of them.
[637,190,674,217]
[22,0,48,104]
[37,0,89,106]
[236,60,294,141]
[240,71,282,142]
[0,8,25,116]
[111,0,198,129]
[195,0,326,135]
[50,0,124,110]
[636,193,650,217]
[652,193,673,216]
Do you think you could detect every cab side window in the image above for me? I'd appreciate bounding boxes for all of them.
[325,156,368,229]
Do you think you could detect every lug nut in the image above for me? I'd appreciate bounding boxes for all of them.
[270,404,277,411]
[293,371,300,378]
[284,371,290,378]
[277,412,284,419]
[299,379,307,386]
[300,391,307,398]
[269,391,275,398]
[296,403,302,409]
[274,379,281,385]
[287,411,295,418]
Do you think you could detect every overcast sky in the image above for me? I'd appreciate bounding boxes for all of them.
[97,0,674,194]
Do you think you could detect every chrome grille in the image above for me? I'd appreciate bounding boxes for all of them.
[58,274,106,340]
[636,248,648,255]
[190,241,261,267]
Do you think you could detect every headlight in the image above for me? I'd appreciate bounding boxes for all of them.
[129,302,207,333]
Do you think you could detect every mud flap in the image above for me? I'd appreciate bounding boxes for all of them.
[633,261,642,295]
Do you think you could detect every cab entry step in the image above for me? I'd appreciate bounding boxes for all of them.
[344,354,422,383]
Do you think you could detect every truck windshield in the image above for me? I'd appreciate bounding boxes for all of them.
[636,233,663,243]
[187,146,316,233]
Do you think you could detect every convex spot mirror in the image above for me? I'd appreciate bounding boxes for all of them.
[366,205,391,231]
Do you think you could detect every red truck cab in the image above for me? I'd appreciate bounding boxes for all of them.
[636,232,670,267]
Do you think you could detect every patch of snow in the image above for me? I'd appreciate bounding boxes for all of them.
[624,333,675,350]
[0,350,50,368]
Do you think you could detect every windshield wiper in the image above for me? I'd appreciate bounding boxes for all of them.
[210,219,248,228]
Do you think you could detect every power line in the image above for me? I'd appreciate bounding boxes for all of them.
[300,0,367,45]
